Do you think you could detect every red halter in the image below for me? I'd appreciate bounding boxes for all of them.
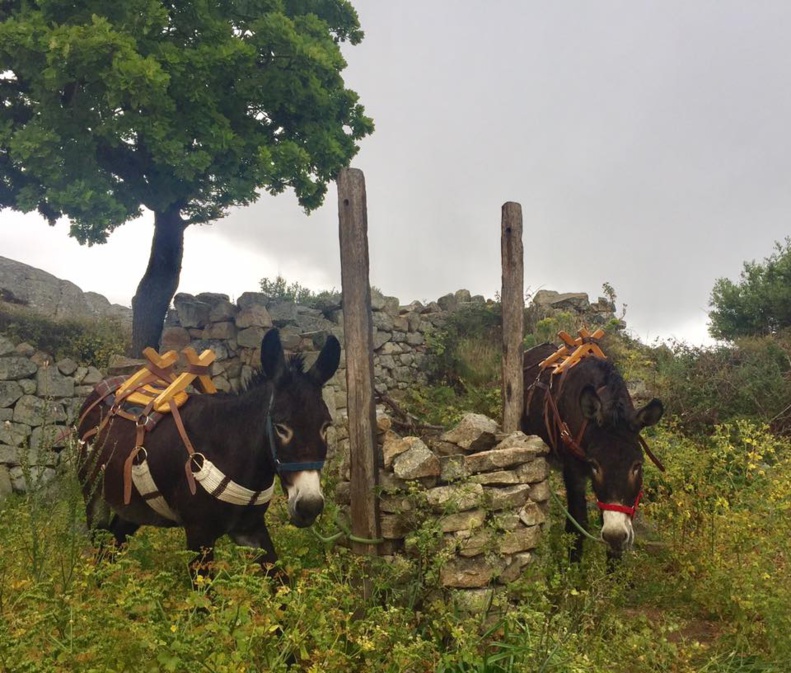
[597,490,643,519]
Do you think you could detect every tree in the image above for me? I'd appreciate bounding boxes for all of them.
[709,238,791,340]
[0,0,373,355]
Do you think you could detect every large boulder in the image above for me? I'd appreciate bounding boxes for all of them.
[0,256,131,323]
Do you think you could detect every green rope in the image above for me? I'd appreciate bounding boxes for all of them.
[310,514,384,547]
[549,489,604,544]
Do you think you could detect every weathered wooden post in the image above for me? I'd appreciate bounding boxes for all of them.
[501,201,525,433]
[337,168,380,556]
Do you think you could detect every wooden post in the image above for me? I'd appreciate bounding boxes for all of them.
[501,202,525,433]
[337,168,380,556]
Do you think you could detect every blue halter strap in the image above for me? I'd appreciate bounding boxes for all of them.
[265,392,326,473]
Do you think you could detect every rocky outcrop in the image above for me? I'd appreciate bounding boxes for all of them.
[0,256,132,323]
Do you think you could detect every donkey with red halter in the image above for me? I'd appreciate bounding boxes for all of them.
[522,336,664,563]
[76,328,340,579]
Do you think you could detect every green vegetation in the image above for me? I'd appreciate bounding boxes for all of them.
[0,0,372,353]
[1,420,788,671]
[3,245,791,670]
[709,238,791,340]
[0,302,129,367]
[259,275,341,311]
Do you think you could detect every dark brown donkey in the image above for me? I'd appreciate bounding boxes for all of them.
[522,339,664,563]
[76,328,340,578]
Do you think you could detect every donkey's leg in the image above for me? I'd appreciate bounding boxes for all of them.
[108,515,140,546]
[185,526,218,586]
[562,465,589,563]
[229,520,287,583]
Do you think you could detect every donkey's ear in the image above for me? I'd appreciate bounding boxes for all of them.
[261,329,286,380]
[308,335,341,386]
[579,385,604,425]
[633,398,664,430]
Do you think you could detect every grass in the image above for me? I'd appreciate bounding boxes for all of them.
[0,419,788,672]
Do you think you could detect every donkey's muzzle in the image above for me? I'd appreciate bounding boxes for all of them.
[290,493,325,528]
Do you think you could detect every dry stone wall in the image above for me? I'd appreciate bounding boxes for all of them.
[0,335,103,495]
[332,412,551,610]
[1,285,609,502]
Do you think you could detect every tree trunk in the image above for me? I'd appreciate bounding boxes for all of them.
[130,206,186,356]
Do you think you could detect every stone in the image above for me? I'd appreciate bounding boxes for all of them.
[529,481,551,502]
[491,431,548,455]
[469,470,521,486]
[235,304,273,329]
[236,292,268,310]
[0,466,12,499]
[519,502,548,526]
[378,494,413,514]
[465,446,543,474]
[498,552,533,584]
[440,508,486,533]
[440,455,468,482]
[202,321,237,340]
[0,421,30,447]
[457,529,493,557]
[160,326,192,351]
[485,484,531,511]
[437,293,458,312]
[440,556,503,588]
[29,424,69,453]
[499,525,542,554]
[449,588,495,613]
[56,358,78,376]
[0,356,37,381]
[425,483,484,512]
[382,435,414,469]
[208,299,238,322]
[12,395,67,426]
[392,438,440,479]
[36,366,75,398]
[380,514,410,539]
[0,256,130,322]
[440,413,499,453]
[107,355,145,377]
[516,459,550,483]
[0,381,23,408]
[82,366,104,385]
[173,294,211,328]
[0,336,16,357]
[237,326,267,348]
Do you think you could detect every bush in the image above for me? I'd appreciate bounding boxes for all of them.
[0,303,130,367]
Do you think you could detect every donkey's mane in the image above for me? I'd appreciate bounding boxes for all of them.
[575,356,633,427]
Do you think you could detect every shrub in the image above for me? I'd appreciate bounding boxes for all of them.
[0,303,130,367]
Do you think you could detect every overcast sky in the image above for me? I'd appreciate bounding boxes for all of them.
[2,1,790,346]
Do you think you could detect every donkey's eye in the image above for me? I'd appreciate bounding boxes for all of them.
[320,422,332,442]
[274,424,293,443]
[632,462,643,478]
[588,460,602,477]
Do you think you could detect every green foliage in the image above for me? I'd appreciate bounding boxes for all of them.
[709,238,791,340]
[0,0,373,234]
[0,303,130,367]
[259,274,341,309]
[651,332,791,434]
[3,423,789,672]
[425,304,502,389]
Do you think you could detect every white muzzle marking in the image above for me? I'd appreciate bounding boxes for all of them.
[601,510,634,550]
[285,470,324,526]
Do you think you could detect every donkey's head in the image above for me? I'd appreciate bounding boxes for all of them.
[578,384,664,555]
[261,329,341,528]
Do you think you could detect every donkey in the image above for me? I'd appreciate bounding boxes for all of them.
[522,342,664,563]
[76,328,340,579]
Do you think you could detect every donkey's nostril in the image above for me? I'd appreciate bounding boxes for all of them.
[291,495,324,527]
[602,527,628,548]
